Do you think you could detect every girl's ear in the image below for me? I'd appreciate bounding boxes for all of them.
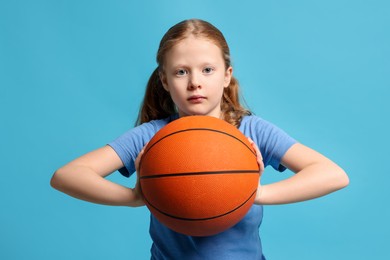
[159,71,169,92]
[224,66,233,88]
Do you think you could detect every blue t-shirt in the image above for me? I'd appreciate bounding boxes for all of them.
[109,114,296,260]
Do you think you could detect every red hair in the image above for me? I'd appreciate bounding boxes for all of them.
[136,19,250,127]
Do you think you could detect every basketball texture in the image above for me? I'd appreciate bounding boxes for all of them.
[139,116,260,236]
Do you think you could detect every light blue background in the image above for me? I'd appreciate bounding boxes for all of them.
[1,0,388,259]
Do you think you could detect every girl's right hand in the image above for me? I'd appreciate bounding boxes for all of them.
[133,143,148,206]
[50,145,146,207]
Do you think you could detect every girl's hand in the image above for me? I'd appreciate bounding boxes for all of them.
[248,138,264,202]
[133,143,148,206]
[254,143,349,205]
[248,138,264,176]
[50,145,145,207]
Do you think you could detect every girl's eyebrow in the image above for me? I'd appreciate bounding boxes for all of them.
[170,62,217,68]
[171,64,188,68]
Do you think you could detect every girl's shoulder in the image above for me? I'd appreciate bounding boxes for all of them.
[240,114,273,131]
[240,114,296,171]
[135,114,179,135]
[239,114,295,143]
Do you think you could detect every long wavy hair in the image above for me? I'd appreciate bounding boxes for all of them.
[136,19,250,127]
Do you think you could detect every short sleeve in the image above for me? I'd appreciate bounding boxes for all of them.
[108,116,175,177]
[239,116,297,172]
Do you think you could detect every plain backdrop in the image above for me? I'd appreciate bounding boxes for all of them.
[1,0,389,259]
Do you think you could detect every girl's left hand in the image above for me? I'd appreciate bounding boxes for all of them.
[248,137,264,202]
[248,137,264,175]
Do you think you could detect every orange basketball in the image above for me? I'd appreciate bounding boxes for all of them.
[139,115,260,236]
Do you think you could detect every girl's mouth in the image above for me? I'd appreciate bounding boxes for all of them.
[188,95,206,103]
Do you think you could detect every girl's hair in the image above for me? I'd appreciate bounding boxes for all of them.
[136,19,251,127]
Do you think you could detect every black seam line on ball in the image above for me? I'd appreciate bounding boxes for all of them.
[140,170,260,179]
[143,189,258,222]
[143,128,257,158]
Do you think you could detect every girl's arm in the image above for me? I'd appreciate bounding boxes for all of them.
[50,145,144,207]
[254,143,349,205]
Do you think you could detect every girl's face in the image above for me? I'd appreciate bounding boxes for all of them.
[160,35,232,118]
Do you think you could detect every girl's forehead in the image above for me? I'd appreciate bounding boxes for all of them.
[165,36,222,63]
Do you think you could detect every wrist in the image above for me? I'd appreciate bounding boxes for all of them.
[254,184,264,205]
[128,187,145,207]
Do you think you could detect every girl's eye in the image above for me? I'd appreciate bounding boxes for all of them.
[176,69,187,76]
[203,67,214,74]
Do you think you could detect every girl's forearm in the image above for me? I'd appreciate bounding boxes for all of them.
[255,162,349,205]
[51,165,144,207]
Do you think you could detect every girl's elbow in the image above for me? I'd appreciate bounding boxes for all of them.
[334,167,349,190]
[50,168,66,190]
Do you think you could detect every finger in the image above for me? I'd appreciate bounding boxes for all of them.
[247,137,264,174]
[248,137,263,161]
[135,142,150,171]
[141,142,149,153]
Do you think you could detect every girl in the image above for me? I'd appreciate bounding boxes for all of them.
[51,19,349,259]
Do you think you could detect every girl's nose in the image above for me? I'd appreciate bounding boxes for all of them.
[188,73,201,90]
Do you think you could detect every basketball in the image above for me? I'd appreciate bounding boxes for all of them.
[139,115,260,236]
